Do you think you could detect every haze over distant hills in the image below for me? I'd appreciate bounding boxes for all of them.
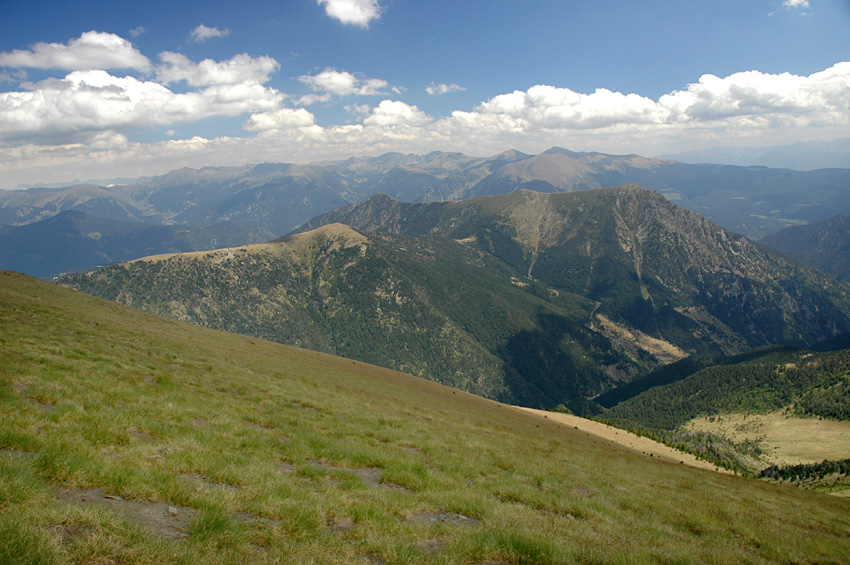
[0,210,273,279]
[659,138,850,171]
[4,147,850,279]
[2,148,849,237]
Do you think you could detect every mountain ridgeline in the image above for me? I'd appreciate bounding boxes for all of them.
[5,148,850,279]
[4,148,850,240]
[61,186,850,409]
[299,186,850,350]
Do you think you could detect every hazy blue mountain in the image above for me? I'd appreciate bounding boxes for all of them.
[3,148,850,241]
[0,184,145,225]
[0,210,273,279]
[659,138,850,171]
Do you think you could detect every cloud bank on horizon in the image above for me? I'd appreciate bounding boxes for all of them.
[0,0,848,187]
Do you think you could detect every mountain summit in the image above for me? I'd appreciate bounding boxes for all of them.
[299,185,850,352]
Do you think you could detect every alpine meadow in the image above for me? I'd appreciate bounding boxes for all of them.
[3,271,850,563]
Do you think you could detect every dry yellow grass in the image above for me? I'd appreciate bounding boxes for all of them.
[514,407,728,473]
[686,412,850,466]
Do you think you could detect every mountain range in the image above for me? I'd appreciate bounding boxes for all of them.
[0,210,273,279]
[4,148,850,280]
[3,148,850,273]
[60,186,850,410]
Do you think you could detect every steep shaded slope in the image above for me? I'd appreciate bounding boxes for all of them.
[60,224,641,407]
[762,215,850,284]
[299,186,850,353]
[0,210,273,279]
[5,271,850,562]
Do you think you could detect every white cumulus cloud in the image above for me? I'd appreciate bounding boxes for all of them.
[316,0,382,27]
[463,63,850,133]
[783,0,810,9]
[363,100,431,127]
[426,82,466,95]
[190,24,231,43]
[0,69,283,145]
[476,85,662,130]
[0,31,151,72]
[244,107,316,131]
[3,59,850,189]
[658,63,850,123]
[156,52,280,87]
[297,68,388,104]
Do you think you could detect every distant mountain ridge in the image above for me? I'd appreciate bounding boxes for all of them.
[61,186,850,409]
[0,210,273,279]
[3,147,850,241]
[659,137,850,170]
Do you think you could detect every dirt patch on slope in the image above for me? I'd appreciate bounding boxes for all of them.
[54,487,196,539]
[594,313,687,365]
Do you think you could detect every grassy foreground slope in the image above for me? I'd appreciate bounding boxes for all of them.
[2,272,850,564]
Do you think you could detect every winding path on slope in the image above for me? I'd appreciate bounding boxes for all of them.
[513,406,730,474]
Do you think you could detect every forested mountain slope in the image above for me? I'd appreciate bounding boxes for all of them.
[762,214,850,285]
[61,187,850,408]
[60,224,626,407]
[298,186,850,353]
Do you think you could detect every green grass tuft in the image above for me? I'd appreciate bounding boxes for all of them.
[2,271,850,563]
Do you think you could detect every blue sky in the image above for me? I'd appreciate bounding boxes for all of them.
[0,0,848,188]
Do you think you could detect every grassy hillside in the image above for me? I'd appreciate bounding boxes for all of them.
[3,271,850,563]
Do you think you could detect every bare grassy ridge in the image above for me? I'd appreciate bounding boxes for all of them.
[2,271,850,563]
